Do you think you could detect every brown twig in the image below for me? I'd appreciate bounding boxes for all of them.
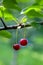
[0,17,7,28]
[0,17,43,31]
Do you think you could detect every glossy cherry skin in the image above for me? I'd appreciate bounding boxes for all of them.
[13,44,20,50]
[20,38,28,46]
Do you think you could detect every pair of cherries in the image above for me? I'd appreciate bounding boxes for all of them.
[13,38,28,51]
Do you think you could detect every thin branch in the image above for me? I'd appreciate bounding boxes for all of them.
[0,17,43,31]
[0,22,43,31]
[0,17,7,28]
[38,22,43,25]
[0,24,31,31]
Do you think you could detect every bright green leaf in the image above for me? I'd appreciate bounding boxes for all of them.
[0,6,18,23]
[21,16,27,23]
[27,9,43,18]
[0,10,2,17]
[21,5,42,14]
[21,6,43,18]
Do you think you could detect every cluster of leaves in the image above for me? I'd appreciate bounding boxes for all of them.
[0,0,43,38]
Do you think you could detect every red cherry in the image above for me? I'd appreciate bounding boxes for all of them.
[20,38,28,46]
[13,44,20,50]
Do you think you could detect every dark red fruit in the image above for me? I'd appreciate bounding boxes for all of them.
[20,38,28,46]
[13,44,20,50]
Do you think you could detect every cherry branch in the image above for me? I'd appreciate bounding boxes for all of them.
[0,17,7,28]
[0,17,43,31]
[0,24,31,31]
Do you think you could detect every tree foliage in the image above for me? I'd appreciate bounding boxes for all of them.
[0,0,43,38]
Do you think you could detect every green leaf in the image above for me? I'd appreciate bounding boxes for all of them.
[21,16,27,23]
[21,6,43,18]
[3,0,21,11]
[35,0,43,5]
[0,30,12,38]
[3,0,17,8]
[35,0,41,4]
[40,0,43,5]
[4,10,17,21]
[31,21,40,28]
[0,6,18,23]
[16,0,29,3]
[0,6,5,17]
[27,9,43,18]
[0,10,2,17]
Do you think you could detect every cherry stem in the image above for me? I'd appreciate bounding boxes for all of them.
[24,27,26,38]
[16,29,18,43]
